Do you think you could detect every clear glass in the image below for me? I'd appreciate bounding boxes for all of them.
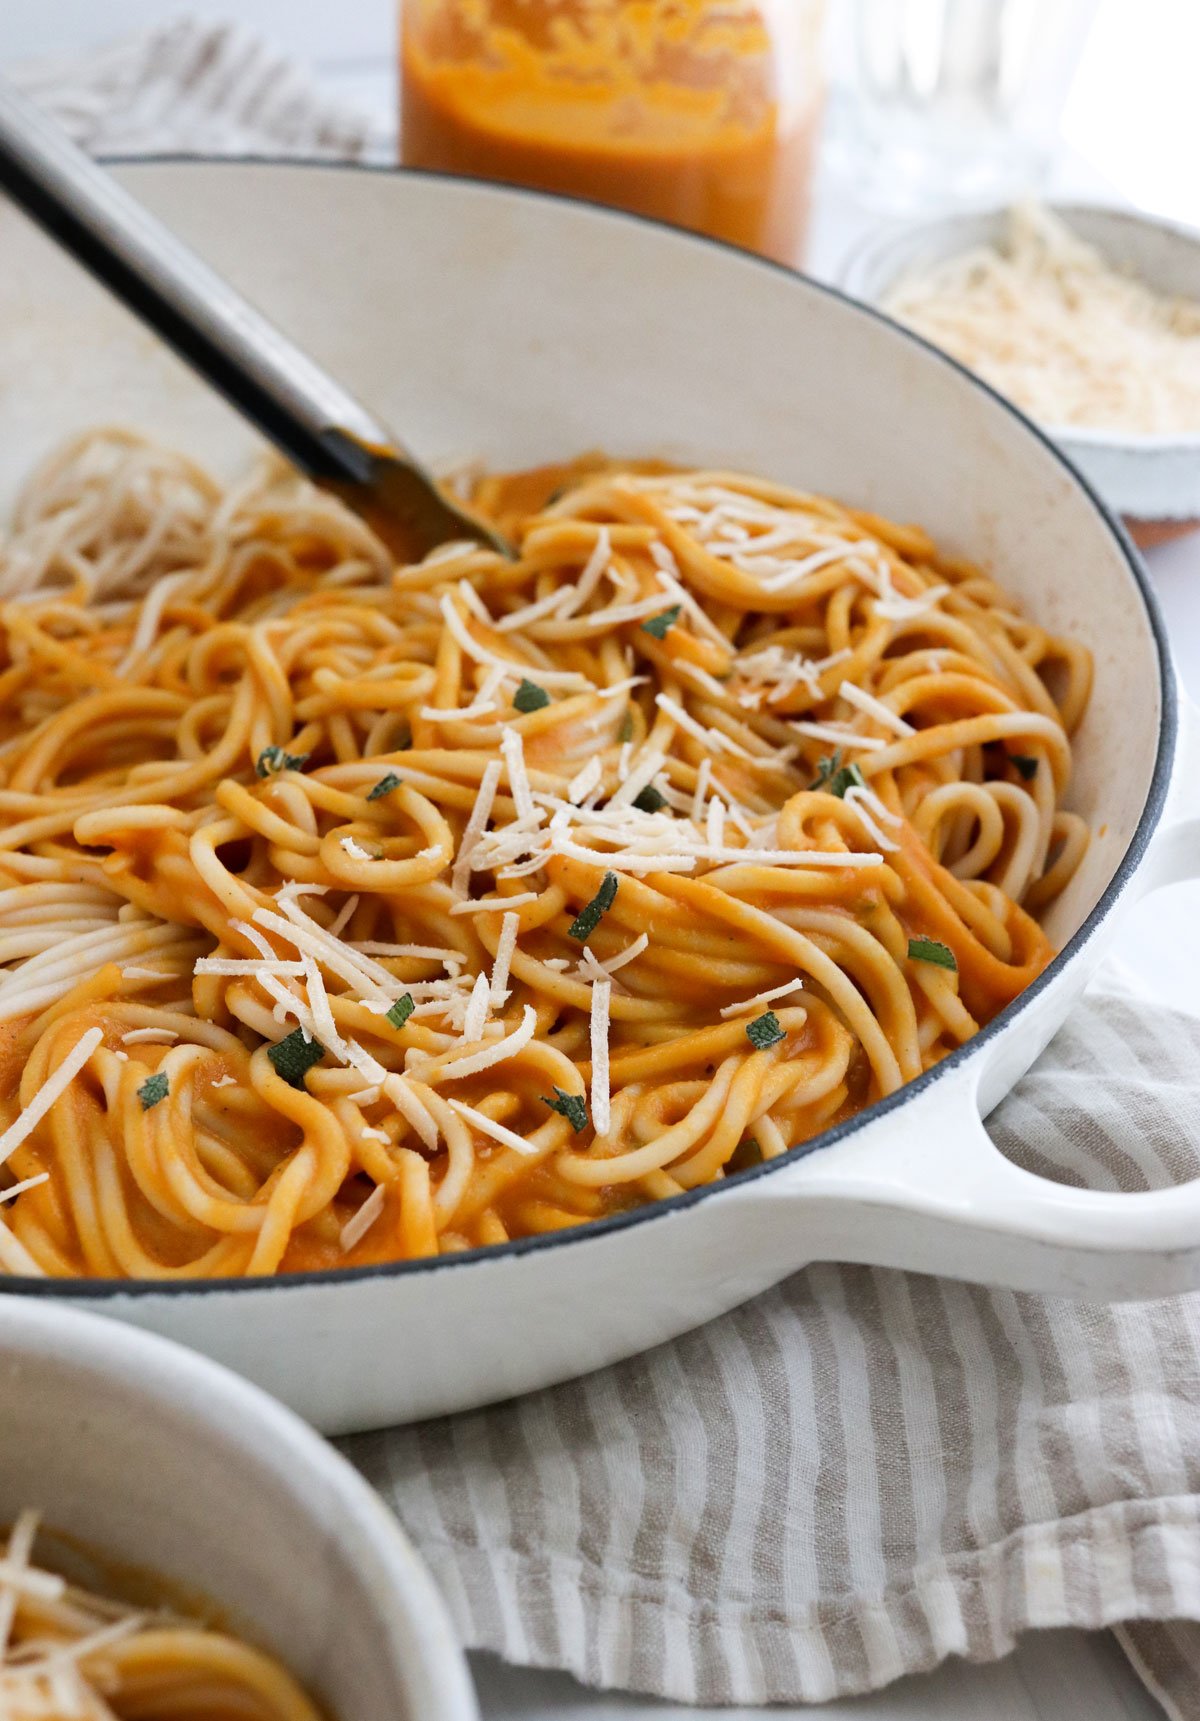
[400,0,826,264]
[843,0,1100,213]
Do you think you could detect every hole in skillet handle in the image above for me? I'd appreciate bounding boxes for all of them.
[990,992,1200,1196]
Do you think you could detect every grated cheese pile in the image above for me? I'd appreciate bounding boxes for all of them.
[882,201,1200,434]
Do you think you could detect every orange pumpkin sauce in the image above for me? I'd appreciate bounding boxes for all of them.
[401,0,823,263]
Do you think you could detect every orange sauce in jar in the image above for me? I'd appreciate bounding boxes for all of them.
[400,0,825,264]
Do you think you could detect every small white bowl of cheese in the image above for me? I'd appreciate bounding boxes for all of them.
[839,202,1200,542]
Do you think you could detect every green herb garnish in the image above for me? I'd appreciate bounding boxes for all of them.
[830,762,866,798]
[267,1029,326,1088]
[1009,754,1038,781]
[567,871,619,941]
[386,993,415,1030]
[809,751,843,791]
[513,680,550,714]
[137,1071,169,1111]
[256,745,309,779]
[632,785,667,813]
[541,1087,589,1133]
[745,1011,786,1050]
[728,1135,764,1173]
[617,709,634,744]
[368,771,403,802]
[810,751,864,798]
[640,605,681,640]
[908,937,957,971]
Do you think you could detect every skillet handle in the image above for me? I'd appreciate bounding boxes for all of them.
[721,1049,1200,1303]
[1134,690,1200,895]
[716,694,1200,1303]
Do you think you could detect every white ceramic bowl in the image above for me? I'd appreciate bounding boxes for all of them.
[0,1295,477,1719]
[838,202,1200,528]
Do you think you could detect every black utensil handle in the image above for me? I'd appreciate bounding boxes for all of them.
[0,78,390,483]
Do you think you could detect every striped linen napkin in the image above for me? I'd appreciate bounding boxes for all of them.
[345,975,1200,1717]
[12,19,1200,1715]
[10,16,390,161]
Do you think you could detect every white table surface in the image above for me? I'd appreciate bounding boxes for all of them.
[4,5,1198,1716]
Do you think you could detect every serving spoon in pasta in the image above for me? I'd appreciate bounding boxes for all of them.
[0,77,512,563]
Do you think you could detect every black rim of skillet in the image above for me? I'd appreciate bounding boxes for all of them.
[4,157,1177,1299]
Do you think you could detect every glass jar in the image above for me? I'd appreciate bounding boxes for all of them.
[400,0,826,265]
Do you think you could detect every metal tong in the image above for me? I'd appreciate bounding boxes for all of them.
[0,78,512,561]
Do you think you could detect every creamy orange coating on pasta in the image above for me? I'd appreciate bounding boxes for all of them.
[0,431,1091,1279]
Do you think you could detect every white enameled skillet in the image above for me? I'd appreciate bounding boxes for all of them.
[0,163,1198,1435]
[0,1295,478,1716]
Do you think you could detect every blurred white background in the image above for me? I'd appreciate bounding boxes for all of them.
[1,0,1197,225]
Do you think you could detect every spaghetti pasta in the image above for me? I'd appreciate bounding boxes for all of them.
[0,1509,323,1720]
[0,430,1091,1278]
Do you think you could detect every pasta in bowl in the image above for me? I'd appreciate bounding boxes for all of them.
[1,1509,324,1720]
[0,429,1090,1280]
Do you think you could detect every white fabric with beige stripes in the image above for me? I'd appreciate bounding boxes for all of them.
[346,976,1200,1717]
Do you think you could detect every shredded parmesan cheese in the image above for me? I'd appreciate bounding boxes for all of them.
[449,892,539,916]
[0,1171,49,1205]
[340,835,377,862]
[432,1005,538,1080]
[447,1097,538,1155]
[0,1027,102,1171]
[719,979,806,1017]
[839,680,915,738]
[452,759,502,897]
[590,977,612,1135]
[462,972,491,1042]
[789,719,886,752]
[882,202,1200,434]
[567,756,603,804]
[500,726,537,823]
[339,1180,386,1252]
[439,592,588,690]
[843,783,903,851]
[491,912,519,1005]
[328,894,360,938]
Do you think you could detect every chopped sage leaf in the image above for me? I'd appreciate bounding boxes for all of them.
[811,750,864,798]
[137,1071,169,1111]
[809,750,843,791]
[256,745,309,779]
[617,709,634,744]
[745,1011,786,1050]
[513,679,550,713]
[568,871,618,941]
[908,936,957,971]
[1010,754,1038,781]
[368,771,403,802]
[632,785,667,813]
[267,1029,325,1088]
[542,1087,588,1133]
[830,762,866,798]
[728,1135,764,1173]
[640,605,681,640]
[386,994,415,1030]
